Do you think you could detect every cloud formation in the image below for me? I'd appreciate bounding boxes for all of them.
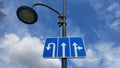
[90,0,120,31]
[71,42,120,68]
[0,34,60,68]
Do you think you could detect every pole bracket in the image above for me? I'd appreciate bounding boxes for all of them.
[58,16,67,27]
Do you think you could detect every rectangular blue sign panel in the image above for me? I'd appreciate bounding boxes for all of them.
[58,38,70,57]
[70,37,86,57]
[43,38,57,58]
[43,37,86,58]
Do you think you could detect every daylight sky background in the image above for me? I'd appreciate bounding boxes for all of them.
[0,0,120,68]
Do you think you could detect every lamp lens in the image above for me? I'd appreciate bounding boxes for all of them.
[16,6,38,24]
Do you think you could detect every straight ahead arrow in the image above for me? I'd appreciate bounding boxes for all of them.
[61,42,66,57]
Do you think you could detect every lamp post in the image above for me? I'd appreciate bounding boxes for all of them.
[16,0,67,68]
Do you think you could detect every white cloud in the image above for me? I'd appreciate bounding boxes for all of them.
[71,42,120,68]
[71,48,100,68]
[95,42,120,68]
[89,0,120,31]
[107,2,119,12]
[67,19,84,37]
[109,19,120,31]
[0,33,60,68]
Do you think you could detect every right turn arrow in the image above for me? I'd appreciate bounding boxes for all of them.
[73,42,83,57]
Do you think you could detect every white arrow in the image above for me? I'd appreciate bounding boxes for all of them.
[46,42,56,57]
[73,42,83,57]
[61,42,67,57]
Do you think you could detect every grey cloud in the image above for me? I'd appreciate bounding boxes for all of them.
[0,10,6,19]
[0,1,4,9]
[0,1,6,23]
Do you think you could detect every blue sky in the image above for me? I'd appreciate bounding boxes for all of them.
[0,0,120,68]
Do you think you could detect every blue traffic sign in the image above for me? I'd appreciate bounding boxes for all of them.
[43,38,57,57]
[43,37,86,58]
[70,37,86,57]
[58,38,70,57]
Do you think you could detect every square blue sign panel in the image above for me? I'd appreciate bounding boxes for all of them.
[58,38,70,58]
[70,37,86,57]
[43,38,57,58]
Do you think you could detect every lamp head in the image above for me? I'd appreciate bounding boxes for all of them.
[16,6,38,24]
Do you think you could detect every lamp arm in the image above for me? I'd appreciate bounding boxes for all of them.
[32,3,61,16]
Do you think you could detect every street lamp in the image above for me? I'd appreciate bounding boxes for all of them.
[16,1,67,68]
[16,4,62,26]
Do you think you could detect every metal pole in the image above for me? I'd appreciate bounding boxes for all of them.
[62,0,67,68]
